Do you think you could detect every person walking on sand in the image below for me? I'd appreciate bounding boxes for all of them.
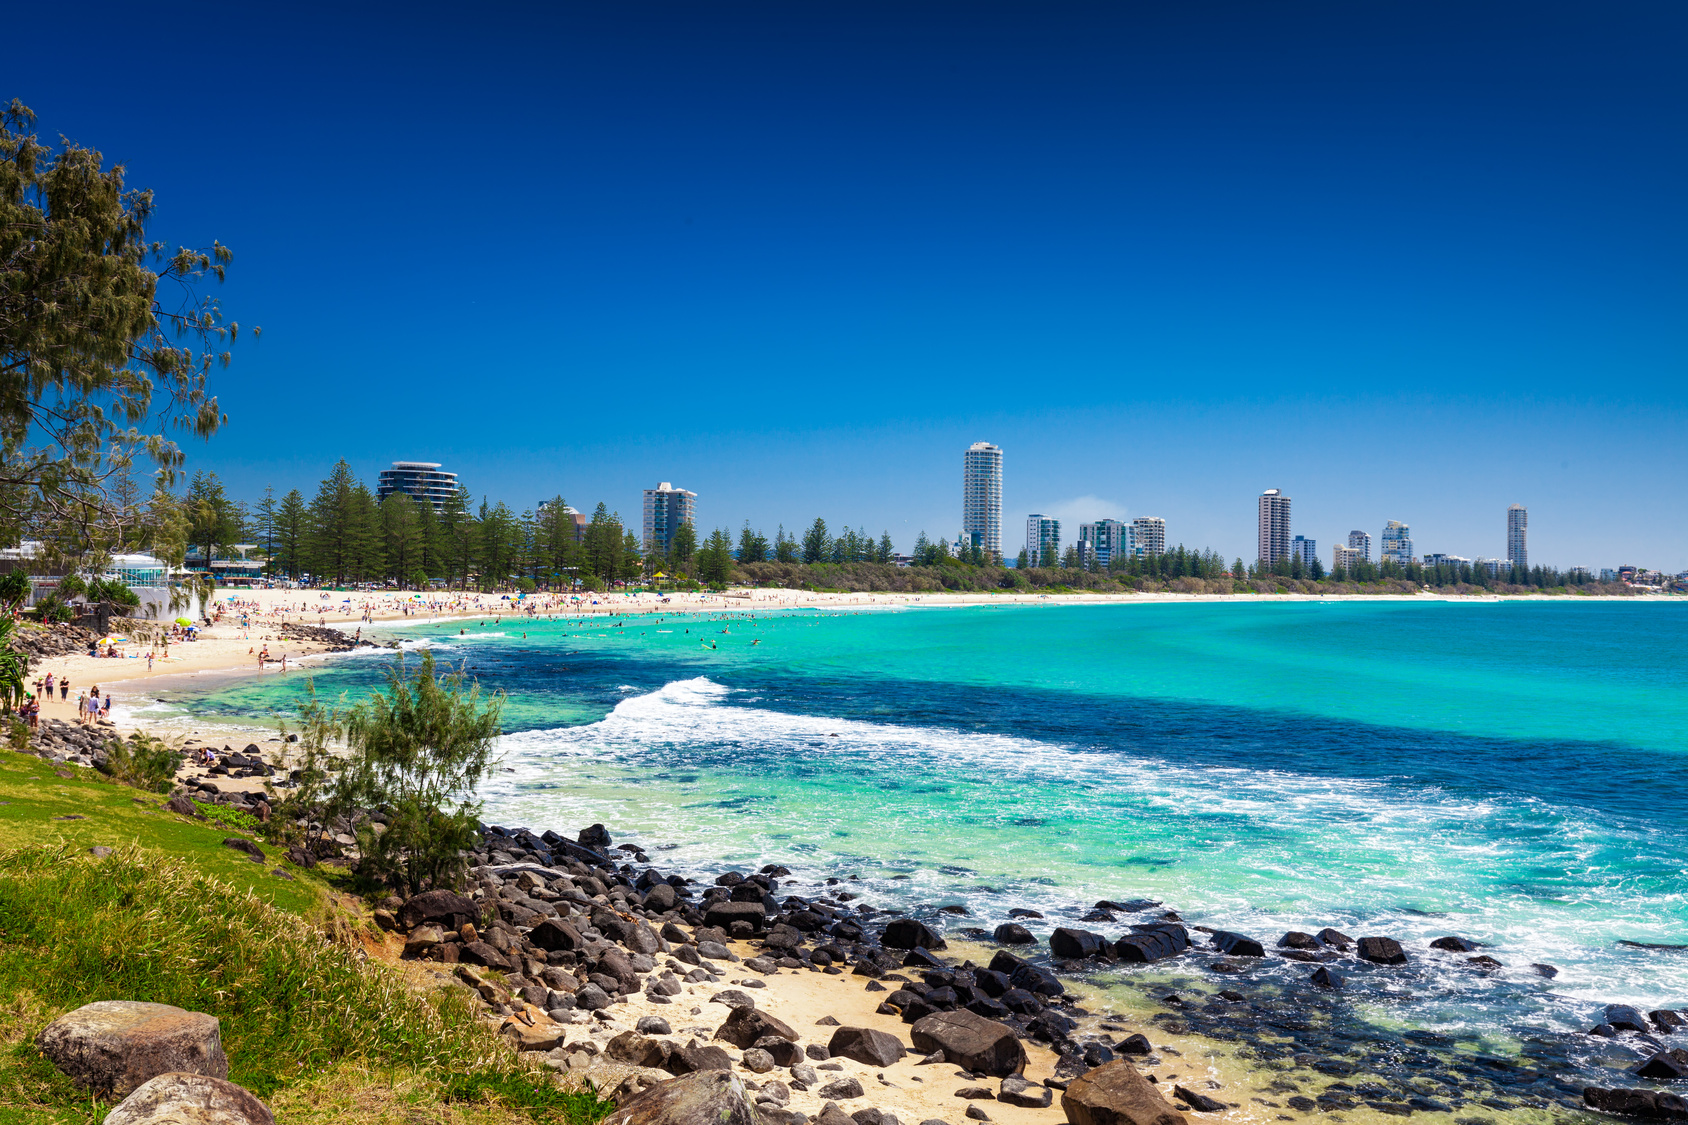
[146,650,153,671]
[60,677,69,701]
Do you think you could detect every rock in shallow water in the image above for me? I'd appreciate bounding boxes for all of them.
[1062,1060,1189,1125]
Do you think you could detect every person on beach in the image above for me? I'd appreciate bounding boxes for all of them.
[146,651,153,671]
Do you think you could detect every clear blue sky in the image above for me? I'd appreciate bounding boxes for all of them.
[11,2,1685,570]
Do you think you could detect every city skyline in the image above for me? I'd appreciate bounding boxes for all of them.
[19,4,1678,570]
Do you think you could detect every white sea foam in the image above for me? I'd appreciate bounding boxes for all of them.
[479,677,1688,1030]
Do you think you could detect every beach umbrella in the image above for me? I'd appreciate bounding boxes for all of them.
[175,617,192,626]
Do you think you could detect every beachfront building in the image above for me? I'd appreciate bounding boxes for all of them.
[1292,535,1317,569]
[1132,516,1166,557]
[1333,544,1364,572]
[538,499,589,545]
[1257,489,1292,565]
[1079,519,1135,568]
[184,544,264,586]
[1347,530,1372,561]
[1480,558,1509,577]
[963,442,1003,560]
[1381,520,1414,566]
[377,461,459,510]
[642,482,698,558]
[1422,553,1471,568]
[1026,515,1061,567]
[1507,504,1528,571]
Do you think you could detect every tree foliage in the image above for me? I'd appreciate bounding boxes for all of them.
[0,99,254,548]
[340,651,503,896]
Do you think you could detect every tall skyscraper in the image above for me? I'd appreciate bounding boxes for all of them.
[1025,515,1060,566]
[1507,504,1528,570]
[1381,520,1413,566]
[1347,530,1372,561]
[1333,544,1364,571]
[642,482,697,558]
[962,442,1003,560]
[1131,516,1166,557]
[1078,519,1134,568]
[1257,489,1292,565]
[377,461,459,510]
[1292,536,1318,569]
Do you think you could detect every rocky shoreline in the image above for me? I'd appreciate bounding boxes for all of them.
[362,819,1686,1124]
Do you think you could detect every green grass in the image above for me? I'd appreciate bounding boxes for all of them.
[0,752,615,1125]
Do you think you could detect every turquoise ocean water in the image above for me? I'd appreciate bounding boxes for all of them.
[145,599,1688,1064]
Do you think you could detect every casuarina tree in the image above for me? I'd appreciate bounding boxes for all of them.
[341,651,504,896]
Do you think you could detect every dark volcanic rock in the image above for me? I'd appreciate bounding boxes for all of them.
[1430,935,1480,952]
[1607,1005,1653,1033]
[398,890,481,931]
[1051,928,1109,960]
[1357,936,1408,965]
[1062,1059,1189,1125]
[1210,931,1264,958]
[1278,932,1318,950]
[714,1006,799,1048]
[883,919,947,950]
[993,923,1035,945]
[829,1026,906,1067]
[1584,1087,1688,1120]
[616,1069,757,1125]
[704,902,766,934]
[1635,1050,1688,1081]
[528,918,585,952]
[1309,967,1344,989]
[910,1010,1027,1077]
[1316,928,1353,950]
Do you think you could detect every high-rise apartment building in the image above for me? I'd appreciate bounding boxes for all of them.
[1257,489,1292,565]
[1507,504,1528,571]
[1381,520,1413,566]
[1292,536,1318,569]
[1025,515,1061,566]
[1333,544,1364,572]
[538,499,588,545]
[962,442,1003,560]
[1078,519,1135,568]
[642,482,697,558]
[377,461,459,510]
[1347,530,1372,561]
[1132,516,1166,557]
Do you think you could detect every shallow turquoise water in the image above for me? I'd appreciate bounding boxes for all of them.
[147,599,1688,1054]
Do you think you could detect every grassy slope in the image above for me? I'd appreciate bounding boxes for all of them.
[0,751,613,1125]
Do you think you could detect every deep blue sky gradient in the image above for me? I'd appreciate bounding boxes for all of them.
[9,2,1685,568]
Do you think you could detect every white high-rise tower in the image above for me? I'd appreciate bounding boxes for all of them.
[1507,504,1528,571]
[962,442,1002,560]
[1258,489,1292,565]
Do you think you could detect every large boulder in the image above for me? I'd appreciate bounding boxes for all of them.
[1050,928,1108,960]
[666,1044,735,1075]
[704,901,767,934]
[104,1072,274,1125]
[993,923,1035,945]
[714,1006,798,1049]
[37,1001,228,1098]
[828,1026,905,1067]
[1210,931,1264,958]
[605,1069,758,1124]
[1062,1059,1189,1125]
[910,1009,1026,1077]
[397,890,481,931]
[882,919,946,950]
[1114,924,1189,964]
[1606,1005,1653,1033]
[529,918,586,952]
[1584,1087,1688,1120]
[1357,936,1407,965]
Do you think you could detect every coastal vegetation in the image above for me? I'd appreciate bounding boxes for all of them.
[0,100,254,578]
[0,736,611,1125]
